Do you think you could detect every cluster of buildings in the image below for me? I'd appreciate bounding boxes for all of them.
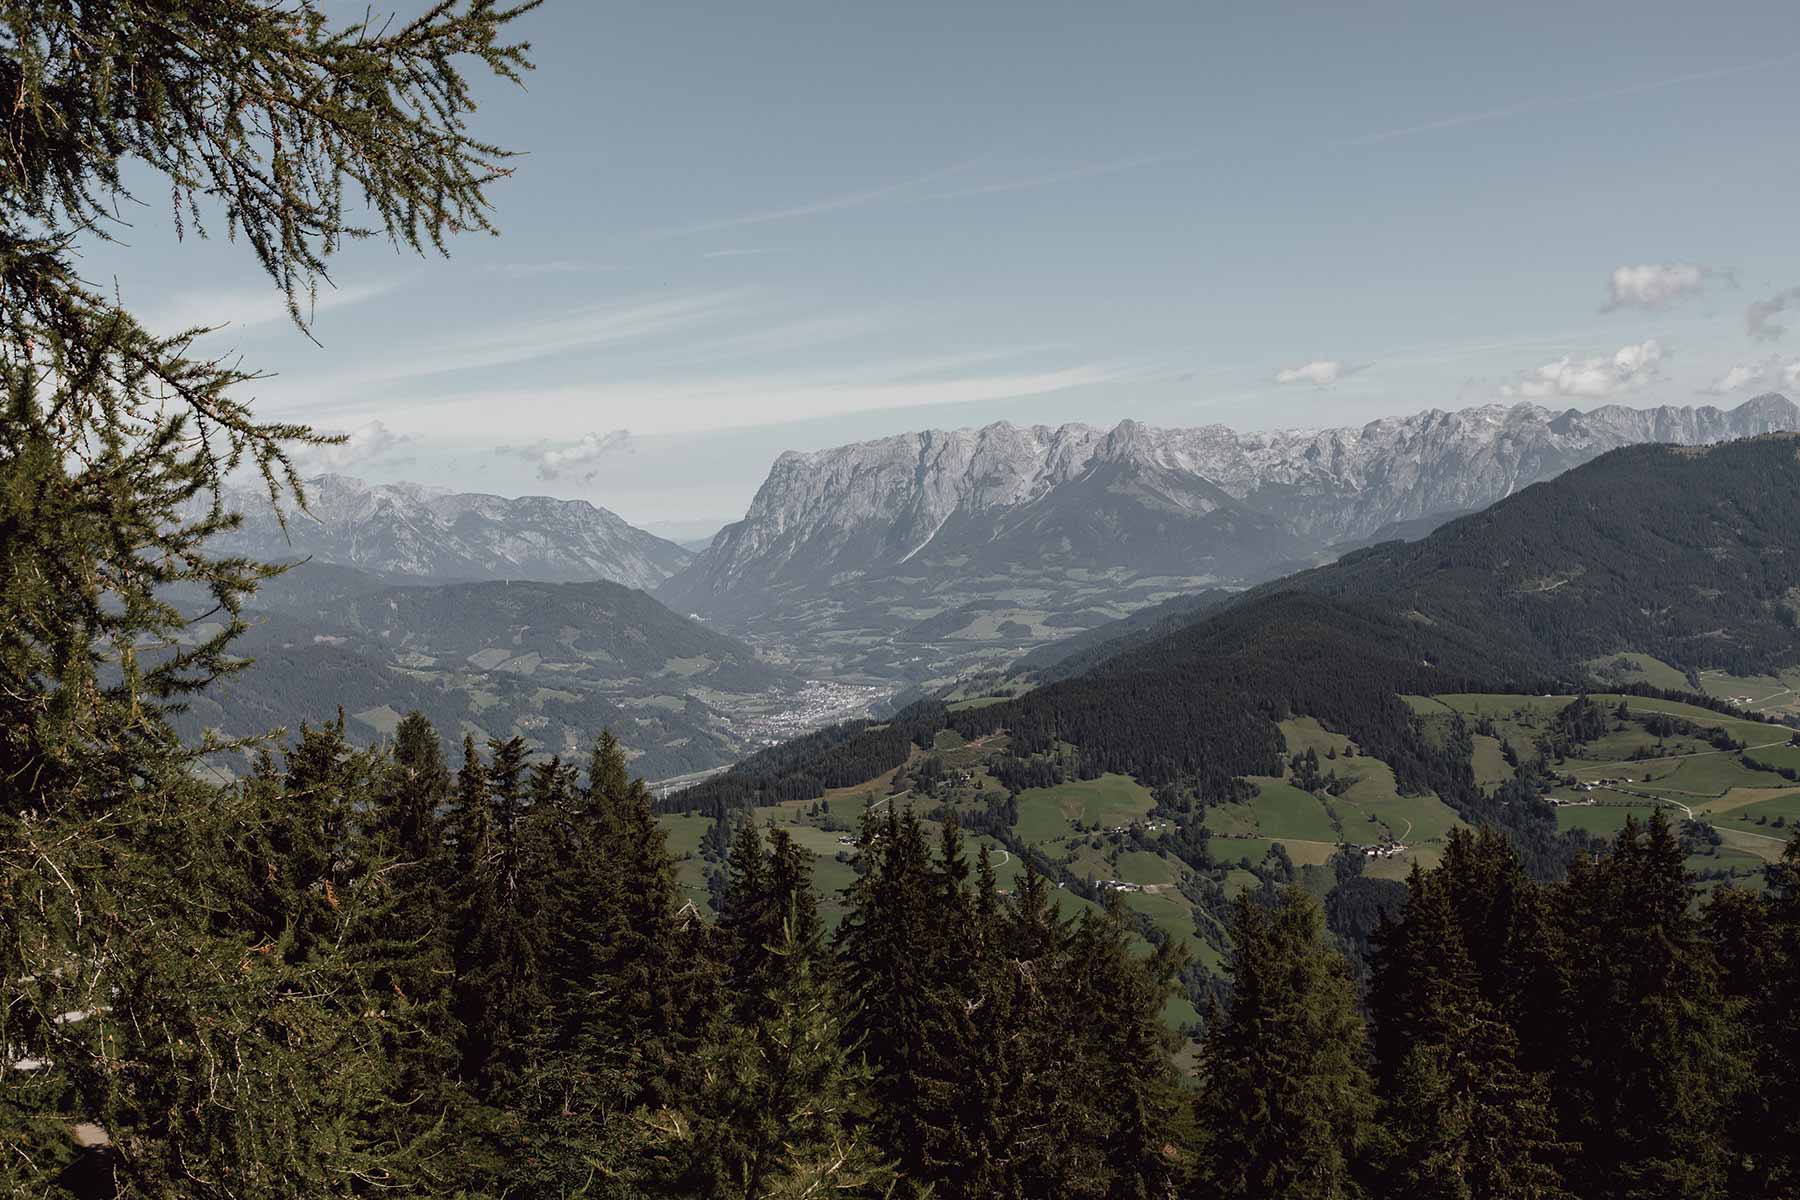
[737,679,894,746]
[1104,819,1171,836]
[1346,840,1408,860]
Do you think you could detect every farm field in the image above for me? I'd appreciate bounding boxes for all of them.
[946,695,1009,713]
[1240,777,1341,842]
[1472,734,1512,788]
[1210,834,1338,869]
[1586,652,1692,692]
[1553,801,1661,837]
[1698,666,1800,720]
[1013,773,1156,846]
[1695,787,1800,834]
[1745,744,1800,773]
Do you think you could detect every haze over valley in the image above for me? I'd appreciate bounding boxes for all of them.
[212,393,1800,774]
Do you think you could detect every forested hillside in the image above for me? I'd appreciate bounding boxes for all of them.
[252,568,790,693]
[1258,434,1800,677]
[159,566,797,778]
[676,436,1800,880]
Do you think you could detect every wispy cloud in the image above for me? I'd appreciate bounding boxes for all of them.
[141,279,395,337]
[701,248,785,259]
[923,150,1192,201]
[1339,53,1800,148]
[488,259,604,278]
[1746,287,1800,340]
[642,160,981,239]
[284,291,748,401]
[411,355,1151,439]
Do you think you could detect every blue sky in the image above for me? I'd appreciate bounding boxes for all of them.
[79,0,1800,533]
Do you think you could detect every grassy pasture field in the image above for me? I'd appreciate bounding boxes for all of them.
[1697,788,1800,832]
[1618,753,1791,797]
[1363,843,1445,881]
[1210,835,1338,869]
[1586,652,1692,691]
[1013,773,1156,846]
[1745,744,1800,773]
[1553,800,1661,837]
[1241,777,1341,841]
[1115,849,1180,886]
[1698,666,1800,719]
[1472,734,1512,788]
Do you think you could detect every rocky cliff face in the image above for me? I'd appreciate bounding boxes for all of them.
[659,395,1800,648]
[213,475,692,589]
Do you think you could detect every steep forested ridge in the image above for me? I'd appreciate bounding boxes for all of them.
[1255,434,1800,676]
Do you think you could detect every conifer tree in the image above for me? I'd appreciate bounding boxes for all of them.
[361,713,465,1177]
[1196,887,1377,1200]
[1,4,535,1191]
[836,804,942,1178]
[1065,902,1184,1199]
[1710,832,1800,1197]
[675,916,896,1200]
[448,736,547,1101]
[1378,873,1570,1199]
[1550,812,1748,1200]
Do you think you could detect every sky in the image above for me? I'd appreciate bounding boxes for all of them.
[76,0,1800,536]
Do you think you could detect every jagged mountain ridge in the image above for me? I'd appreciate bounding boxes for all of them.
[663,394,1800,625]
[213,474,692,589]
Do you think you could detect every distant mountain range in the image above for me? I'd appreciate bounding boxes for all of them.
[677,432,1800,825]
[656,394,1800,680]
[213,474,692,589]
[172,564,800,779]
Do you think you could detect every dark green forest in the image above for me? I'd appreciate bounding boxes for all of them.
[9,710,1800,1199]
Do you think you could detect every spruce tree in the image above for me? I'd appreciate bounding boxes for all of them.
[1,3,535,1191]
[835,804,942,1179]
[1379,875,1571,1199]
[1196,887,1377,1200]
[675,916,896,1200]
[361,713,466,1180]
[447,736,548,1102]
[1550,812,1749,1200]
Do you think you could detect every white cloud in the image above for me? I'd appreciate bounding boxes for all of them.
[263,292,748,407]
[297,420,413,471]
[1503,338,1665,399]
[1746,287,1800,341]
[496,430,636,482]
[1601,263,1711,312]
[1704,360,1772,394]
[1273,359,1362,387]
[529,429,637,482]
